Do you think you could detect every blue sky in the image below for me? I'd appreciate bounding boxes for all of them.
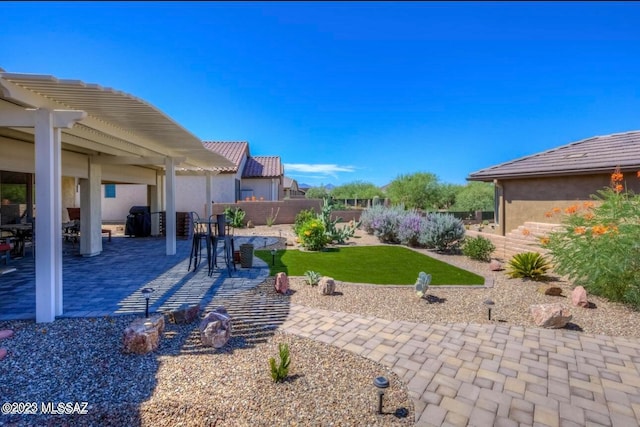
[2,2,640,187]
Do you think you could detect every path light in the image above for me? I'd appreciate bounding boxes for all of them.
[483,299,495,321]
[373,376,389,414]
[271,249,276,266]
[141,287,155,318]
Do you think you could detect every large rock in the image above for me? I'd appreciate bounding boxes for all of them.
[318,277,336,296]
[199,306,232,348]
[0,329,14,340]
[530,303,572,329]
[122,314,165,355]
[489,260,503,271]
[165,304,200,324]
[274,272,289,294]
[571,286,589,308]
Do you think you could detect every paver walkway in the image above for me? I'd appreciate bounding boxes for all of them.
[282,304,640,427]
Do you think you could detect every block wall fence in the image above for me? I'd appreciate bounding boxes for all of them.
[211,199,362,226]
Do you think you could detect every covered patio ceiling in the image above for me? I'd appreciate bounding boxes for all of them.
[0,70,233,172]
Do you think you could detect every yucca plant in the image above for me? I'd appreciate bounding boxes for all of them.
[269,343,291,383]
[506,252,550,281]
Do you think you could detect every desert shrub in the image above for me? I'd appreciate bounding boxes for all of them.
[506,252,550,280]
[269,343,290,383]
[397,210,425,247]
[369,205,406,243]
[359,204,387,235]
[545,168,640,307]
[418,213,465,252]
[462,236,496,262]
[298,218,328,251]
[293,208,316,235]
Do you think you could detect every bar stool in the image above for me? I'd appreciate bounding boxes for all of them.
[208,213,235,277]
[188,212,208,271]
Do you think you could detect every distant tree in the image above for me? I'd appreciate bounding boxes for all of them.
[331,181,384,200]
[452,182,495,212]
[386,172,443,210]
[305,186,331,199]
[438,183,462,210]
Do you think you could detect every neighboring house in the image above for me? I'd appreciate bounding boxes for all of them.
[241,156,283,201]
[283,176,305,198]
[103,141,285,219]
[467,130,640,236]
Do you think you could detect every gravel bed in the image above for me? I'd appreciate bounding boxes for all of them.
[0,284,412,427]
[2,225,640,426]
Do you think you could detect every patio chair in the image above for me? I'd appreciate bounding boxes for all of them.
[66,207,111,242]
[187,211,208,271]
[208,213,235,277]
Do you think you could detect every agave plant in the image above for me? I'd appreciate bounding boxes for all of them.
[415,271,432,298]
[304,270,322,286]
[506,252,550,281]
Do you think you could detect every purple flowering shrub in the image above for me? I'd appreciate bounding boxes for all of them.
[397,210,425,247]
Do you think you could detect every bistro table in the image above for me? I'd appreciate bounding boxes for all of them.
[0,223,33,258]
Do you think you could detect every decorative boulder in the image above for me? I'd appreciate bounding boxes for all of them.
[0,329,14,340]
[275,272,289,294]
[123,314,165,355]
[318,277,336,296]
[489,260,503,271]
[530,303,572,329]
[537,285,563,296]
[165,304,200,324]
[199,306,232,348]
[571,286,589,308]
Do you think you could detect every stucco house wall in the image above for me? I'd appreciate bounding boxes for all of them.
[102,184,148,222]
[498,174,640,233]
[241,178,281,201]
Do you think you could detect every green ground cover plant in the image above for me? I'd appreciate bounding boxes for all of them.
[255,246,484,285]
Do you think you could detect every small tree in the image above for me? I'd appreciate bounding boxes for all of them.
[545,168,640,307]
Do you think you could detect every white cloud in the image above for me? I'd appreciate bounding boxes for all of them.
[284,163,355,176]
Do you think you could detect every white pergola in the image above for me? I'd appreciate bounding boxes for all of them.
[0,71,233,322]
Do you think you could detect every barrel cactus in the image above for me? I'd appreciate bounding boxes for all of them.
[415,272,431,298]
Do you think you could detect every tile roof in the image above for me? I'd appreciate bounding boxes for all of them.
[468,130,640,181]
[242,156,282,178]
[202,141,249,172]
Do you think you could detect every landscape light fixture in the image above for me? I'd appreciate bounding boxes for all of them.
[373,376,389,415]
[141,287,155,318]
[483,299,495,321]
[271,249,276,266]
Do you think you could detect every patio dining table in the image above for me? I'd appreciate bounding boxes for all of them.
[0,223,33,258]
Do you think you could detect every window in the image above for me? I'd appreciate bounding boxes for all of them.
[104,184,116,198]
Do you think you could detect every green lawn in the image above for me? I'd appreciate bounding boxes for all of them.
[254,246,484,285]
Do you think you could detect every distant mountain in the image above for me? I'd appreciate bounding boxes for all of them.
[299,183,335,190]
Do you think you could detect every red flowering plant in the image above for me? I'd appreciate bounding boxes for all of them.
[543,167,640,307]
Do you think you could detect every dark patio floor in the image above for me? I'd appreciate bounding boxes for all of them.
[0,235,277,321]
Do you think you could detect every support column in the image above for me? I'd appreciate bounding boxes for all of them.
[205,172,213,219]
[165,157,176,255]
[53,128,63,315]
[34,109,56,323]
[79,159,102,257]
